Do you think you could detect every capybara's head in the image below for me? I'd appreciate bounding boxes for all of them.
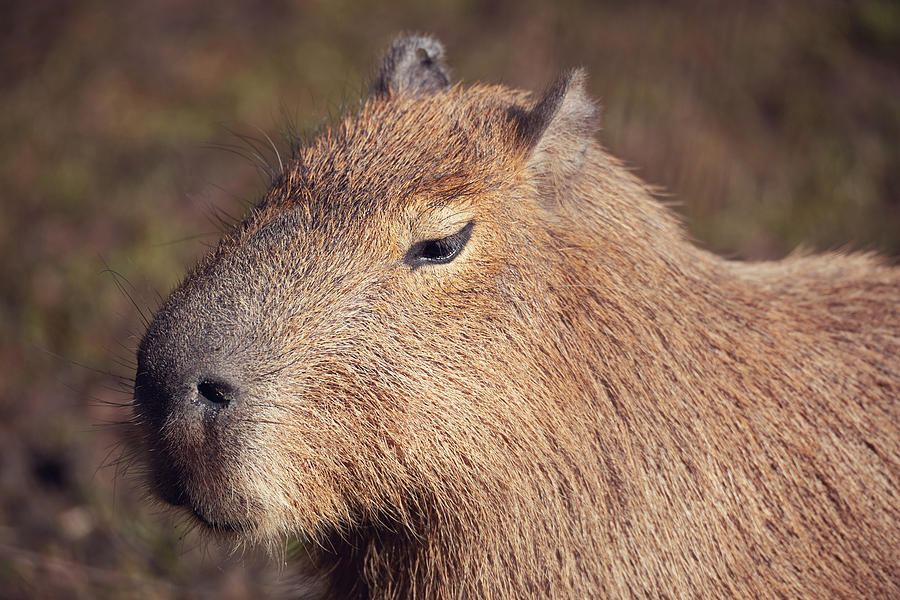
[133,36,600,543]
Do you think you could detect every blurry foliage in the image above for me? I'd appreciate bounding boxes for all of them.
[0,0,898,597]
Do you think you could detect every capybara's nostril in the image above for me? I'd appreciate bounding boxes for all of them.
[197,378,235,408]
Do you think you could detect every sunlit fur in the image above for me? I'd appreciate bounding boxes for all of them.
[134,37,900,599]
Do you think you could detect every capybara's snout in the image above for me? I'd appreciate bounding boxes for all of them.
[132,298,259,531]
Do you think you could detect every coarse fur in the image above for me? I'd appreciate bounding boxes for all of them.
[132,35,900,599]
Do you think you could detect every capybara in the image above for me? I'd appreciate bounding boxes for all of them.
[132,35,900,599]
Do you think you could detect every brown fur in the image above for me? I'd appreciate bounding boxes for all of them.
[133,36,900,599]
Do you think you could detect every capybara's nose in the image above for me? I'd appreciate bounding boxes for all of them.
[196,377,238,409]
[134,364,243,420]
[133,330,245,429]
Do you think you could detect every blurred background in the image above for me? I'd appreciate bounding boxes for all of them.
[1,0,898,597]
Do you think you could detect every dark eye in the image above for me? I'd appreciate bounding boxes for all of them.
[405,221,474,268]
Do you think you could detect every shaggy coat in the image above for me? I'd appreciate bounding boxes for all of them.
[133,36,900,599]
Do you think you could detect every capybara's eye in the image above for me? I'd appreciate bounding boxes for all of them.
[405,221,474,268]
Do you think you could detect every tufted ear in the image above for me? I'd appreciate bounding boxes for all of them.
[372,35,451,98]
[510,69,598,190]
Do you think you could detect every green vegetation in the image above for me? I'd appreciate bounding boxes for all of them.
[1,1,897,596]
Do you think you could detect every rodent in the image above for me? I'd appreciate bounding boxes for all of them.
[132,34,900,599]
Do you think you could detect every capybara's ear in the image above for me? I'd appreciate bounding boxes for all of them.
[371,34,451,98]
[512,69,598,188]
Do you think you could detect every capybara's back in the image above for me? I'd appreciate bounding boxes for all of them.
[132,36,900,599]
